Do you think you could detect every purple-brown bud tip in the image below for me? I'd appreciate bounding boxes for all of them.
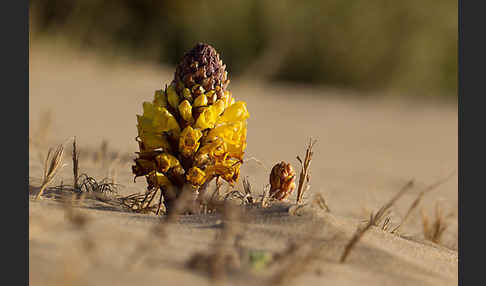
[174,43,229,97]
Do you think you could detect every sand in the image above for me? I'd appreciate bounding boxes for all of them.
[29,44,458,285]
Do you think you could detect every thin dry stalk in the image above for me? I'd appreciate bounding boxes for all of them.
[339,180,414,263]
[35,144,66,200]
[392,172,456,234]
[72,138,80,190]
[296,138,317,204]
[261,184,271,207]
[242,176,254,204]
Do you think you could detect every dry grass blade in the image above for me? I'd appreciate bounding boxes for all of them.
[339,180,414,263]
[261,184,271,207]
[242,176,254,204]
[296,138,317,204]
[72,138,80,190]
[381,217,392,231]
[392,171,456,234]
[35,144,65,200]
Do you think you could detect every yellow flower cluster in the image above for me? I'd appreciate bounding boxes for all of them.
[133,81,249,191]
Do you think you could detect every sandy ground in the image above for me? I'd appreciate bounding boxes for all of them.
[29,44,458,285]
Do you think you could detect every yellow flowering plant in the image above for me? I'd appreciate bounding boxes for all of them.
[132,43,250,213]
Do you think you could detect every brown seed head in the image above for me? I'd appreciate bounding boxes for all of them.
[269,161,296,200]
[174,43,229,98]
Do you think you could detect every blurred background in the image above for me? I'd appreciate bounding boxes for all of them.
[30,0,457,97]
[29,0,458,257]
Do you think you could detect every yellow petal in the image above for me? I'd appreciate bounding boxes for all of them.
[137,114,154,134]
[167,83,180,109]
[152,107,181,136]
[139,132,171,151]
[194,100,226,130]
[155,153,181,172]
[194,106,218,129]
[178,100,193,122]
[193,94,208,107]
[206,90,217,104]
[204,159,241,186]
[206,121,247,159]
[213,99,226,115]
[142,102,155,119]
[148,171,172,188]
[194,139,227,166]
[179,126,203,157]
[217,101,250,124]
[215,160,241,185]
[182,88,192,101]
[221,91,233,109]
[186,167,208,186]
[153,89,168,107]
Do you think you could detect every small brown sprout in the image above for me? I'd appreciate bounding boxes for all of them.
[269,161,296,201]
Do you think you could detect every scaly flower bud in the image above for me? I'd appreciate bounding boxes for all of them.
[269,161,296,200]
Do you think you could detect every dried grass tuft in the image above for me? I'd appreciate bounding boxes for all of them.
[421,202,453,244]
[296,138,317,204]
[119,189,161,214]
[77,174,119,194]
[223,177,255,206]
[35,144,66,200]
